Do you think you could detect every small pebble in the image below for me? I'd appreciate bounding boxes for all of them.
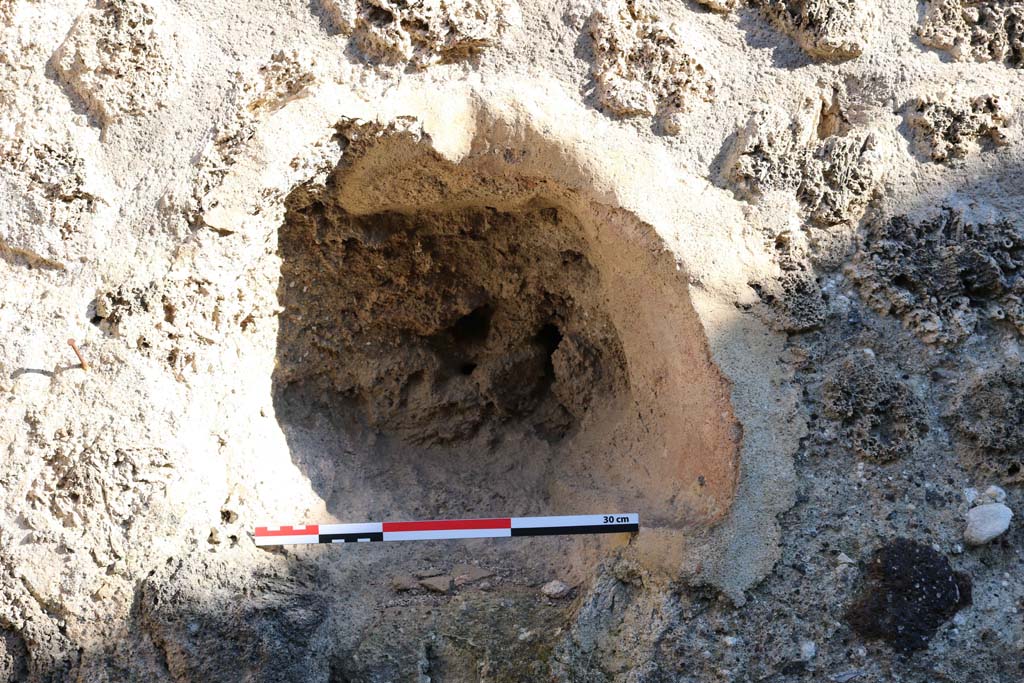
[414,567,445,579]
[452,564,493,586]
[964,487,979,506]
[964,503,1013,545]
[978,485,1007,505]
[419,575,453,593]
[799,640,817,661]
[541,580,572,599]
[391,574,419,592]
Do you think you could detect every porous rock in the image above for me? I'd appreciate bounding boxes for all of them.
[326,0,514,68]
[0,133,101,266]
[851,208,1024,345]
[752,0,866,60]
[696,1,866,60]
[53,0,180,128]
[726,100,883,227]
[820,351,927,462]
[589,0,716,128]
[950,365,1024,484]
[919,1,1024,67]
[846,539,971,653]
[749,230,829,332]
[906,93,1013,162]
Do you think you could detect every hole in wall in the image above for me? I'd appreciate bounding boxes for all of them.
[270,128,740,573]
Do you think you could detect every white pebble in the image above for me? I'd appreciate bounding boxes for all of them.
[979,485,1007,505]
[964,503,1013,545]
[541,580,572,599]
[964,487,979,506]
[799,640,817,661]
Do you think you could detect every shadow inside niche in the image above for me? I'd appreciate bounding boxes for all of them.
[268,131,741,576]
[270,201,621,525]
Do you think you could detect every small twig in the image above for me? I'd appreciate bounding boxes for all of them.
[67,338,90,371]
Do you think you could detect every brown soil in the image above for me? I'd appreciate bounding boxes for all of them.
[269,128,740,579]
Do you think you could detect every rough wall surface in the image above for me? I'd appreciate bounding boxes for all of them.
[1,1,1023,682]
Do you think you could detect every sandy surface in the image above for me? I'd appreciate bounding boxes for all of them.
[1,1,1023,681]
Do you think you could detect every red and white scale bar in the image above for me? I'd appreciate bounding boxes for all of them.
[254,514,639,546]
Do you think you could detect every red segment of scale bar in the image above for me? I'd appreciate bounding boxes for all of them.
[382,518,511,532]
[254,525,320,537]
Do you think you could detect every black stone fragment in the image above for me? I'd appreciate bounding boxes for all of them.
[845,538,971,653]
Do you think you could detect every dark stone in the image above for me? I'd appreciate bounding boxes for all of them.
[845,539,971,653]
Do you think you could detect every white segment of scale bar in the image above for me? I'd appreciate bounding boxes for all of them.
[384,529,513,541]
[318,522,383,535]
[511,514,639,528]
[254,534,320,546]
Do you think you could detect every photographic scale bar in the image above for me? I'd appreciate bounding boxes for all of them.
[254,514,639,546]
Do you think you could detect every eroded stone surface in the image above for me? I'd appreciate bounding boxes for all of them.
[4,0,1024,679]
[950,364,1024,485]
[697,0,866,60]
[920,0,1024,67]
[327,0,514,68]
[820,350,927,462]
[589,0,715,130]
[753,0,866,60]
[906,93,1014,162]
[851,208,1024,345]
[749,230,828,332]
[94,268,273,381]
[0,134,100,267]
[726,101,883,227]
[53,0,181,128]
[193,50,320,216]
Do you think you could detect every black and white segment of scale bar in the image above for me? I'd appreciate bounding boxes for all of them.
[254,514,640,545]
